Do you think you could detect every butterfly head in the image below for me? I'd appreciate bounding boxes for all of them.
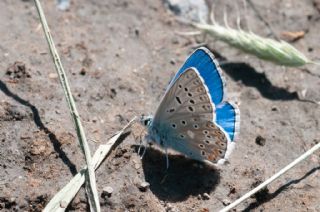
[139,114,153,128]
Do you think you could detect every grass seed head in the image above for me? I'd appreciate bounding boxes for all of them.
[194,23,311,67]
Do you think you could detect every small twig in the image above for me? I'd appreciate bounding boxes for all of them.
[33,0,100,211]
[220,141,320,212]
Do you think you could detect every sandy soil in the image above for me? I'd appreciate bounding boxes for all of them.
[0,0,320,211]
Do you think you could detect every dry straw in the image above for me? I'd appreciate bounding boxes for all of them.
[33,0,100,211]
[44,118,136,212]
[220,141,320,212]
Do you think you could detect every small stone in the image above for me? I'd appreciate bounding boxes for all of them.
[300,89,307,98]
[49,73,58,79]
[92,117,98,123]
[138,182,150,192]
[134,28,139,37]
[164,202,174,211]
[80,68,86,75]
[202,193,210,200]
[222,198,231,206]
[102,186,113,198]
[60,200,68,208]
[164,0,208,23]
[271,105,278,111]
[134,163,140,170]
[10,197,16,203]
[255,135,266,146]
[57,0,70,11]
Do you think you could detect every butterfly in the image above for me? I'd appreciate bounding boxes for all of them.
[140,47,240,167]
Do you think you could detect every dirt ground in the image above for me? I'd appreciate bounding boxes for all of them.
[0,0,320,211]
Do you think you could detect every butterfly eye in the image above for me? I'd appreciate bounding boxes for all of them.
[218,150,223,155]
[179,134,185,138]
[189,99,195,104]
[143,120,148,126]
[188,93,193,97]
[199,144,205,149]
[193,124,199,129]
[181,120,187,125]
[178,84,182,88]
[204,140,210,144]
[184,87,189,92]
[171,123,176,128]
[188,106,194,112]
[203,130,209,135]
[206,135,212,139]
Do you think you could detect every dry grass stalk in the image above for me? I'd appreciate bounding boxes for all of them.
[33,0,100,211]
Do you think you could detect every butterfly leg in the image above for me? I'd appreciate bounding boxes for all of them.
[163,140,170,169]
[137,134,143,155]
[165,147,169,169]
[140,134,152,159]
[141,143,147,159]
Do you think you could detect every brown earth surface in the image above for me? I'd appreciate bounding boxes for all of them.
[0,0,320,211]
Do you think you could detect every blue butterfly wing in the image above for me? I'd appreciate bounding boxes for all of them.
[216,102,240,142]
[168,47,225,105]
[168,47,240,142]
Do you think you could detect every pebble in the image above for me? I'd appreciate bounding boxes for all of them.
[134,163,140,170]
[49,73,58,79]
[222,198,231,206]
[271,105,278,111]
[102,186,113,198]
[138,182,150,192]
[202,193,210,200]
[255,135,266,146]
[164,0,208,23]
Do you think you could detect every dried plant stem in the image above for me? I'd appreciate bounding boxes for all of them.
[44,118,136,212]
[33,0,100,211]
[220,142,320,212]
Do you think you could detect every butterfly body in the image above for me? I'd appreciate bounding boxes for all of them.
[141,48,240,165]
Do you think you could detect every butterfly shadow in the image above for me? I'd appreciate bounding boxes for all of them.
[138,146,220,202]
[220,62,301,101]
